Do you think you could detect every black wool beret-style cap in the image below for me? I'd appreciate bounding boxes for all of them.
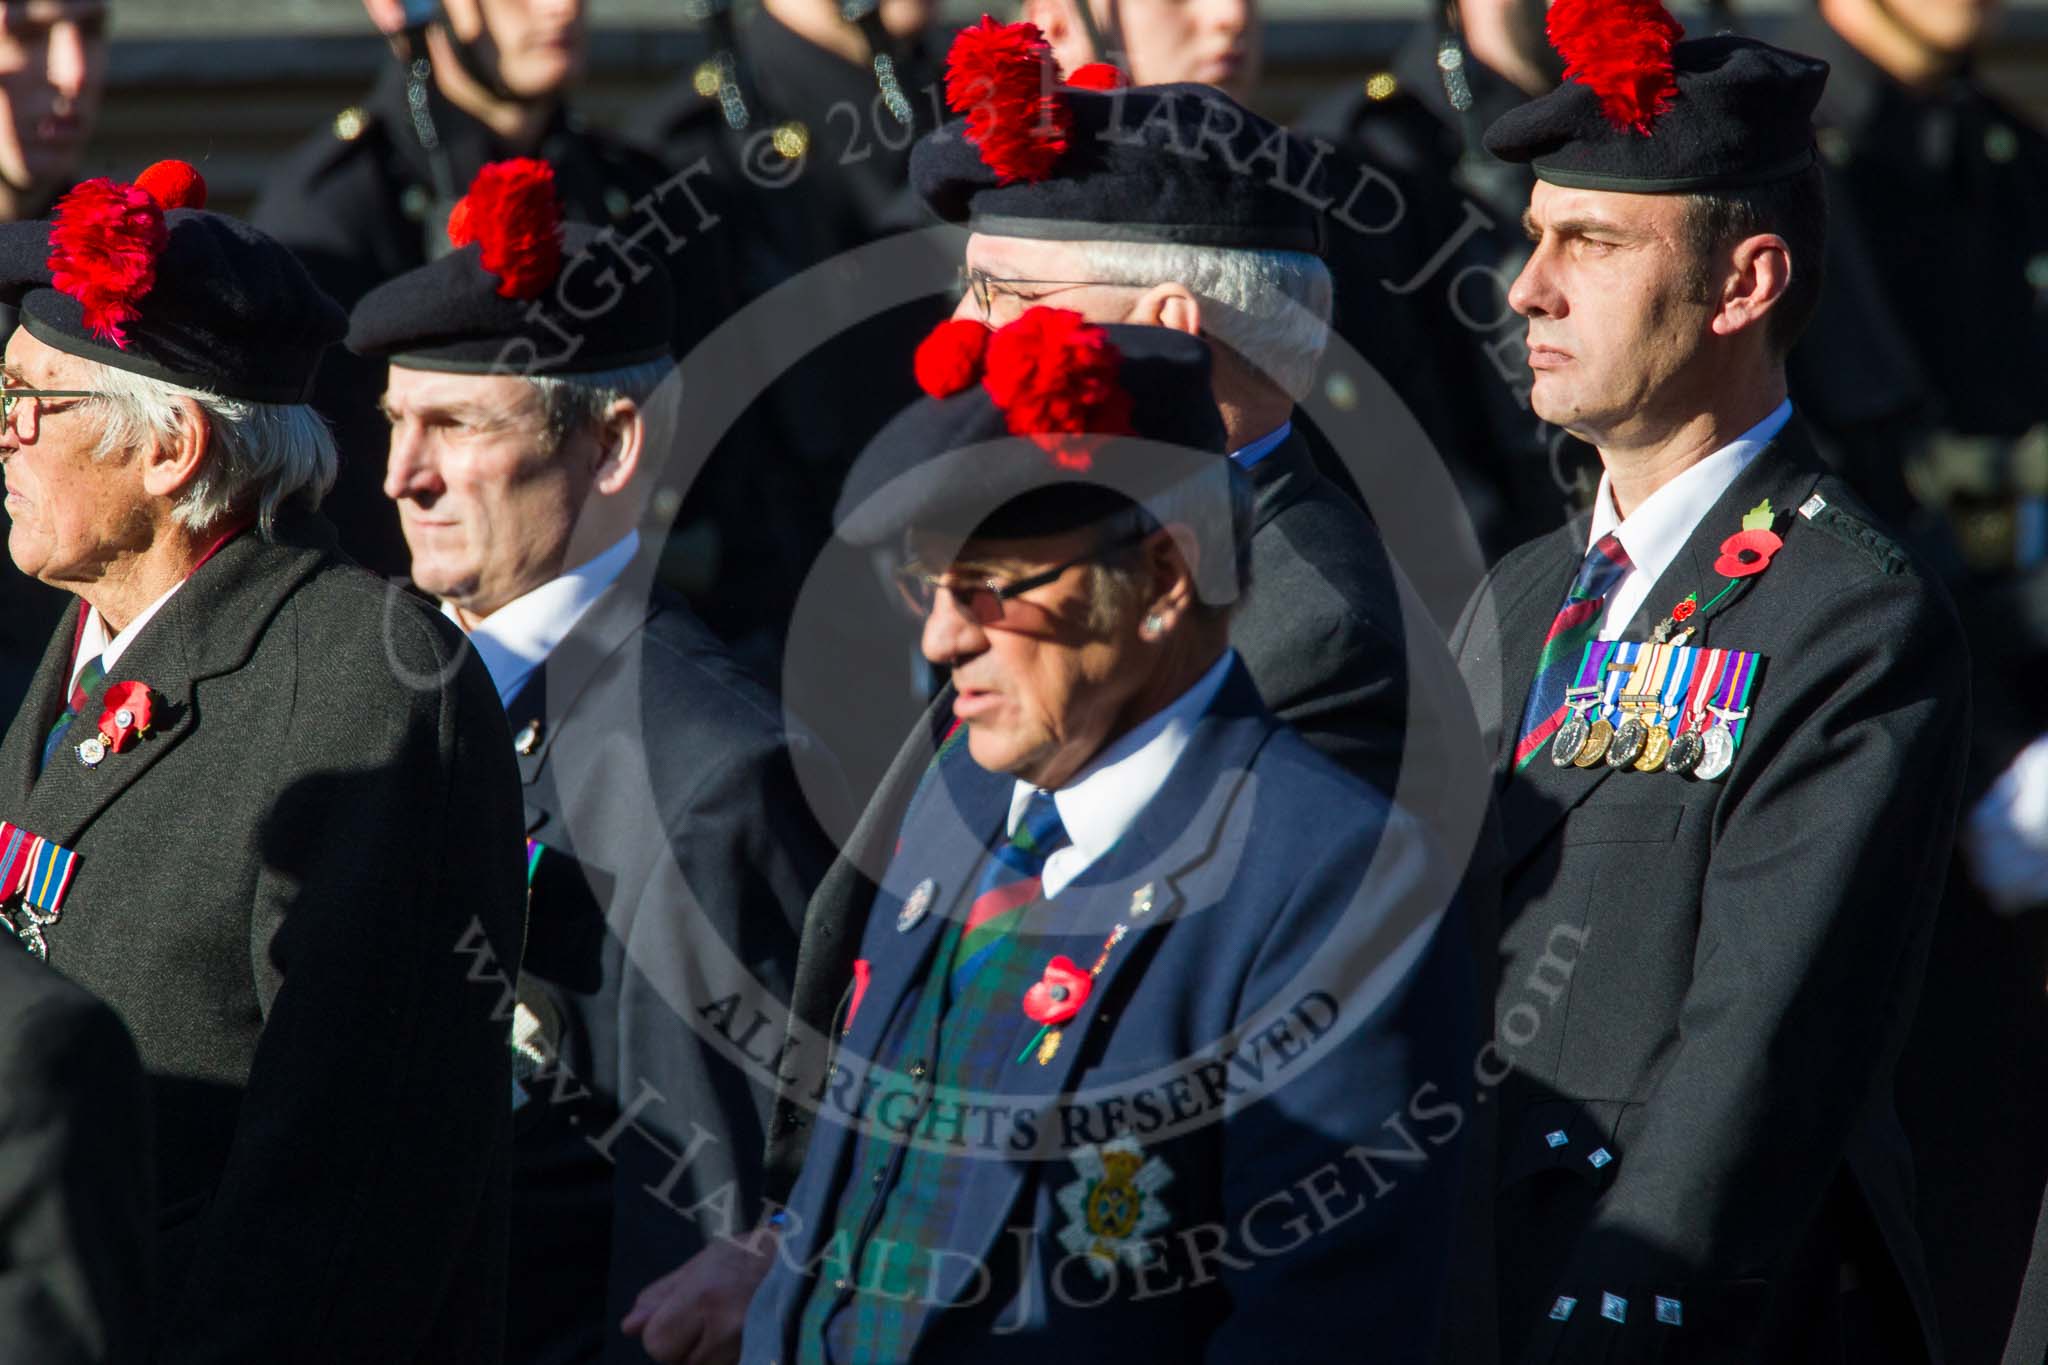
[1484,26,1830,194]
[913,82,1332,254]
[0,162,346,405]
[346,222,676,376]
[836,318,1232,549]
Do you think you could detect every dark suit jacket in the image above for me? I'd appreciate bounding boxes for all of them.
[0,516,527,1363]
[761,426,1495,1203]
[743,659,1475,1362]
[499,578,844,1363]
[0,948,153,1365]
[1452,425,1969,1362]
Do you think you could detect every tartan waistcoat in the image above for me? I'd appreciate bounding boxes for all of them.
[796,884,1059,1364]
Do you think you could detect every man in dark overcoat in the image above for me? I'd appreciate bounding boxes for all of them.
[0,160,526,1362]
[1452,9,1971,1359]
[349,158,847,1364]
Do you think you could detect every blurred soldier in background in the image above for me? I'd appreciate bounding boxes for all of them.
[252,0,736,579]
[1022,0,1261,101]
[1779,0,2048,1354]
[0,0,109,718]
[1297,0,1596,558]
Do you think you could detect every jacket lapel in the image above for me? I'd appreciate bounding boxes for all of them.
[919,663,1282,1313]
[9,522,332,849]
[0,602,81,816]
[1497,433,1829,869]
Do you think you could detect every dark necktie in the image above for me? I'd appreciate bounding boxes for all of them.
[949,790,1070,995]
[41,653,106,773]
[1513,533,1633,771]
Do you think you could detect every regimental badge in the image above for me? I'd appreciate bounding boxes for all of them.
[897,878,936,933]
[1055,1136,1174,1280]
[513,719,542,756]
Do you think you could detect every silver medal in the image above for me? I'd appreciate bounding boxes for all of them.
[1606,716,1649,769]
[1665,729,1705,777]
[1695,725,1736,781]
[1551,714,1590,767]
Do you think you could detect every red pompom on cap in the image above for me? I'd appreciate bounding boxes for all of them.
[1065,62,1128,91]
[914,318,992,398]
[945,16,1071,185]
[134,160,208,211]
[982,307,1134,471]
[1547,0,1684,135]
[447,158,564,300]
[47,179,169,350]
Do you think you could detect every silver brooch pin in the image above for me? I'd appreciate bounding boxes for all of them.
[1129,882,1156,918]
[898,878,936,933]
[76,737,105,768]
[514,720,541,755]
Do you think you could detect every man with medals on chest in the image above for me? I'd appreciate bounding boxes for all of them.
[736,307,1475,1363]
[1451,0,1972,1358]
[0,160,526,1360]
[348,158,846,1363]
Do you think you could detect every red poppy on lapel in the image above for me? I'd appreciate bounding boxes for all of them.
[96,681,155,753]
[1023,955,1092,1025]
[1713,528,1782,579]
[845,959,872,1035]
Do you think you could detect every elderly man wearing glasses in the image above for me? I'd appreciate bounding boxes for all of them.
[0,161,525,1362]
[716,307,1473,1365]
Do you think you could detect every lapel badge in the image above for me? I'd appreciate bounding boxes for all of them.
[76,737,106,768]
[897,877,936,933]
[1129,882,1156,918]
[513,719,542,756]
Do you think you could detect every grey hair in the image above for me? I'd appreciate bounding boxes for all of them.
[1067,240,1333,401]
[85,363,337,539]
[1088,462,1256,629]
[526,358,677,453]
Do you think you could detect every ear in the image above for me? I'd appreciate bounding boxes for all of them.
[589,398,644,498]
[1128,281,1203,337]
[1710,232,1793,341]
[1140,523,1200,632]
[138,397,211,505]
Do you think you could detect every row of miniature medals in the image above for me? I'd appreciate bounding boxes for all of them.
[1550,638,1759,780]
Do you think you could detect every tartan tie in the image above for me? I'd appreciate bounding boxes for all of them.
[41,653,105,773]
[950,790,1069,995]
[1512,533,1633,772]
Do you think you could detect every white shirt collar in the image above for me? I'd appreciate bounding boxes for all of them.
[443,532,640,708]
[1584,399,1792,639]
[1228,420,1292,471]
[72,579,184,693]
[1007,648,1236,899]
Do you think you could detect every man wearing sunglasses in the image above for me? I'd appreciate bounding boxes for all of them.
[727,312,1471,1365]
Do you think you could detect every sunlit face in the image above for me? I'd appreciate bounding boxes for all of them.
[0,1,108,205]
[1507,180,1715,445]
[954,234,1144,329]
[912,526,1150,789]
[1883,0,1999,56]
[1035,0,1260,101]
[0,326,141,590]
[442,0,585,100]
[381,366,600,617]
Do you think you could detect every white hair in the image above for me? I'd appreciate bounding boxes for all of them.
[86,362,337,539]
[1067,241,1334,401]
[526,357,677,453]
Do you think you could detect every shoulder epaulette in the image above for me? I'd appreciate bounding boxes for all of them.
[1802,498,1908,576]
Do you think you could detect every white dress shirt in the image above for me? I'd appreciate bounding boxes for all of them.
[71,580,184,694]
[1229,421,1292,472]
[1007,648,1236,899]
[444,532,640,707]
[1585,399,1793,639]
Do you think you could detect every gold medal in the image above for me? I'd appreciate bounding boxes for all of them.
[1636,723,1673,771]
[1574,717,1613,767]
